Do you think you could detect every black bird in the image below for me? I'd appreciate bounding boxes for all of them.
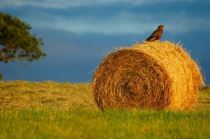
[146,25,164,42]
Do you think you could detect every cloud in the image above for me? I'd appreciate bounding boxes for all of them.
[0,0,203,9]
[1,0,209,34]
[25,11,210,34]
[29,13,153,34]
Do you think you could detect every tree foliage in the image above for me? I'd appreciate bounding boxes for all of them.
[0,12,45,63]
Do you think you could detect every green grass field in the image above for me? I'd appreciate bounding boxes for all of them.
[0,81,210,139]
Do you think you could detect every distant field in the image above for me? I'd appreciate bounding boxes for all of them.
[0,81,96,110]
[0,81,210,139]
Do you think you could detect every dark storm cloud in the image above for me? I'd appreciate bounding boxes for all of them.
[1,0,208,9]
[1,1,210,34]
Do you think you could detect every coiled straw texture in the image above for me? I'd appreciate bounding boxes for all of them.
[92,41,204,110]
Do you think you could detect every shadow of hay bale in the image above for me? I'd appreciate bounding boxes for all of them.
[92,41,204,111]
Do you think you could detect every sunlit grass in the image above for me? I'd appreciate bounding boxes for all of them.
[0,80,96,110]
[0,108,210,139]
[0,81,210,139]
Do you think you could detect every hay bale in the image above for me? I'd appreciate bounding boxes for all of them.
[92,41,204,110]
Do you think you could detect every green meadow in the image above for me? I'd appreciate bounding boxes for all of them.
[0,81,210,139]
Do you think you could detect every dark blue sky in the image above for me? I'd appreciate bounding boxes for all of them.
[0,0,210,83]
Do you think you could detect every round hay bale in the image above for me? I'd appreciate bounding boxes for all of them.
[92,41,204,110]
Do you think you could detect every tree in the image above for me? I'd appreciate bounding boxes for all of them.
[0,12,45,63]
[0,12,46,79]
